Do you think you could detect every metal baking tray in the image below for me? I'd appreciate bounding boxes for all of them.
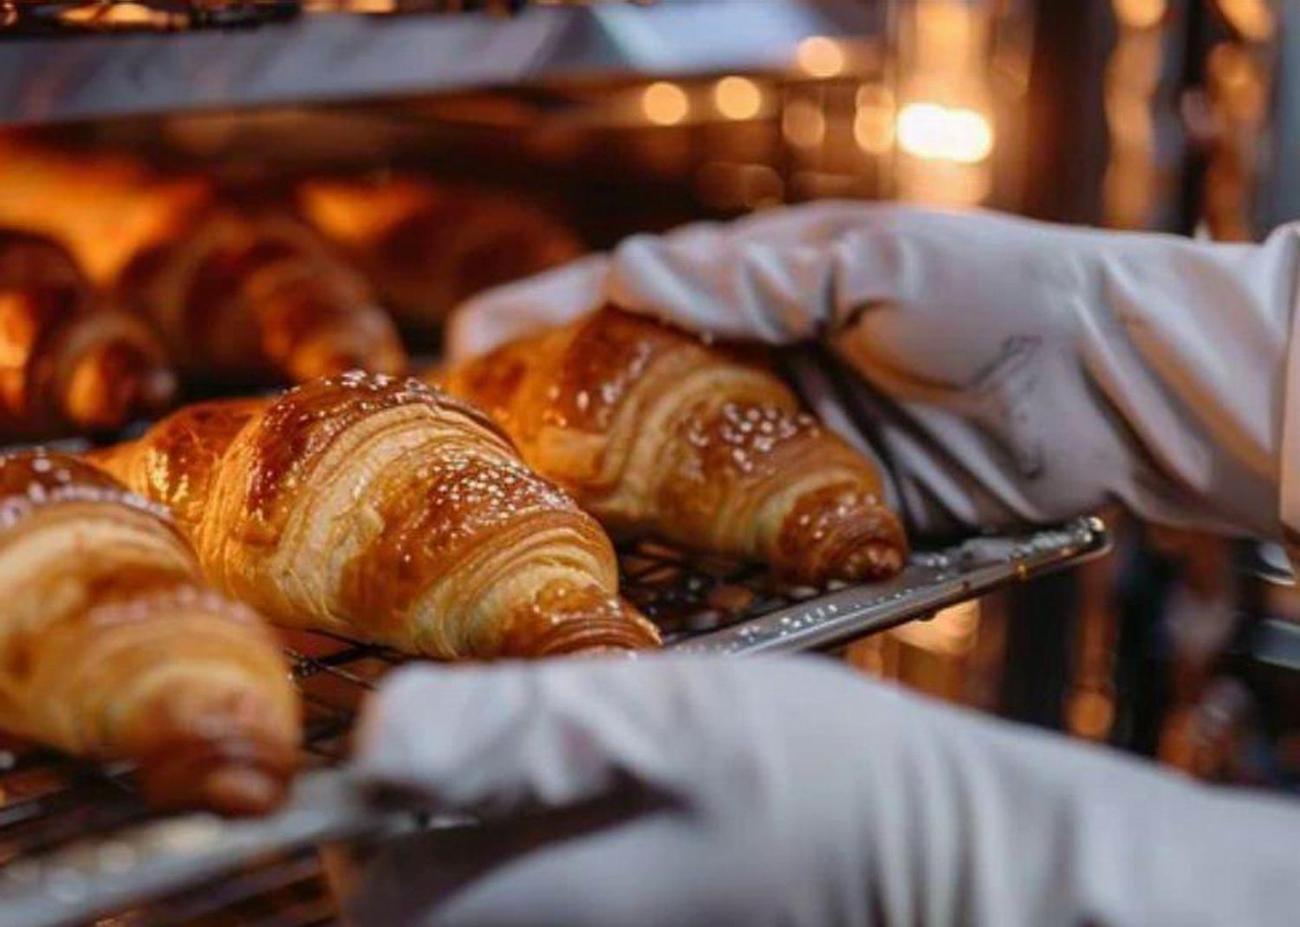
[0,516,1109,927]
[0,0,878,126]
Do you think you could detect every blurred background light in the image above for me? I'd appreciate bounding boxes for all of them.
[796,36,846,78]
[712,76,763,121]
[1113,0,1166,30]
[782,97,826,148]
[641,82,689,126]
[1216,0,1275,42]
[855,83,895,153]
[896,102,993,163]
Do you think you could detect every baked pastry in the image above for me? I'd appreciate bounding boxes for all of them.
[0,140,406,385]
[0,451,298,814]
[0,228,174,436]
[114,207,407,385]
[92,372,660,658]
[441,306,909,586]
[298,176,582,336]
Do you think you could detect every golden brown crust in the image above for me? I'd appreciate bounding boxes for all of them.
[96,373,659,658]
[115,208,407,385]
[0,140,405,386]
[443,306,908,586]
[0,451,299,815]
[87,397,265,531]
[0,229,175,437]
[298,177,582,333]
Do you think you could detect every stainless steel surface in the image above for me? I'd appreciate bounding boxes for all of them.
[672,517,1112,654]
[0,0,875,126]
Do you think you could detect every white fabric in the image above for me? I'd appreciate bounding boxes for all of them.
[351,656,1300,927]
[450,204,1300,544]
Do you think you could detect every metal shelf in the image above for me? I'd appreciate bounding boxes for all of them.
[0,0,876,126]
[0,517,1109,927]
[673,518,1112,654]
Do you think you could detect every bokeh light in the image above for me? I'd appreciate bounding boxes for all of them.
[896,102,993,163]
[712,76,763,121]
[796,36,845,78]
[641,82,689,126]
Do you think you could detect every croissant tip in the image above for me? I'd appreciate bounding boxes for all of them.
[776,486,910,586]
[519,619,662,658]
[503,589,662,658]
[142,754,295,816]
[844,539,907,579]
[137,732,298,815]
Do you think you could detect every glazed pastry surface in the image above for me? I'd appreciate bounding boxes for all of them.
[443,307,908,585]
[0,451,299,814]
[0,229,174,436]
[94,372,659,658]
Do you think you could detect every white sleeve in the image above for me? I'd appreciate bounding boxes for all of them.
[350,656,1300,927]
[451,204,1300,543]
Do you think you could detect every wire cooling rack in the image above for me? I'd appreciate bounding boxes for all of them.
[0,518,1109,927]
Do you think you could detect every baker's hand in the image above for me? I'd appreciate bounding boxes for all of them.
[346,655,1300,927]
[450,204,1300,545]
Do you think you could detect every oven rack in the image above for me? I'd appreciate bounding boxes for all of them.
[0,0,879,126]
[0,517,1109,927]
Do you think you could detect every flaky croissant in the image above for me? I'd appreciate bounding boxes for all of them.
[298,176,582,336]
[0,229,175,436]
[441,307,908,586]
[0,451,298,814]
[92,372,659,658]
[114,207,407,385]
[0,139,406,385]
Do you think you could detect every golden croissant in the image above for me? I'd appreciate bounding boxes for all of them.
[0,139,406,385]
[298,175,582,336]
[92,372,660,658]
[441,306,908,586]
[0,451,299,814]
[0,228,175,436]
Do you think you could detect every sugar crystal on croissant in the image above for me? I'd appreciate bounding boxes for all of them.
[442,306,908,586]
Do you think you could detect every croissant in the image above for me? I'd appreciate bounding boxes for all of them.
[92,372,660,658]
[119,206,408,384]
[0,451,299,814]
[0,139,406,385]
[441,306,909,586]
[298,176,582,336]
[0,229,175,436]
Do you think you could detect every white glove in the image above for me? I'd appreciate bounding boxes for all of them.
[348,655,1300,927]
[449,204,1300,545]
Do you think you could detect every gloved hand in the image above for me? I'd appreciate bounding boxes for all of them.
[349,655,1300,927]
[449,204,1300,545]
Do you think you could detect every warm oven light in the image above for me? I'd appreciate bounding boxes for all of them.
[642,82,690,126]
[896,102,994,164]
[796,36,846,78]
[713,76,763,121]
